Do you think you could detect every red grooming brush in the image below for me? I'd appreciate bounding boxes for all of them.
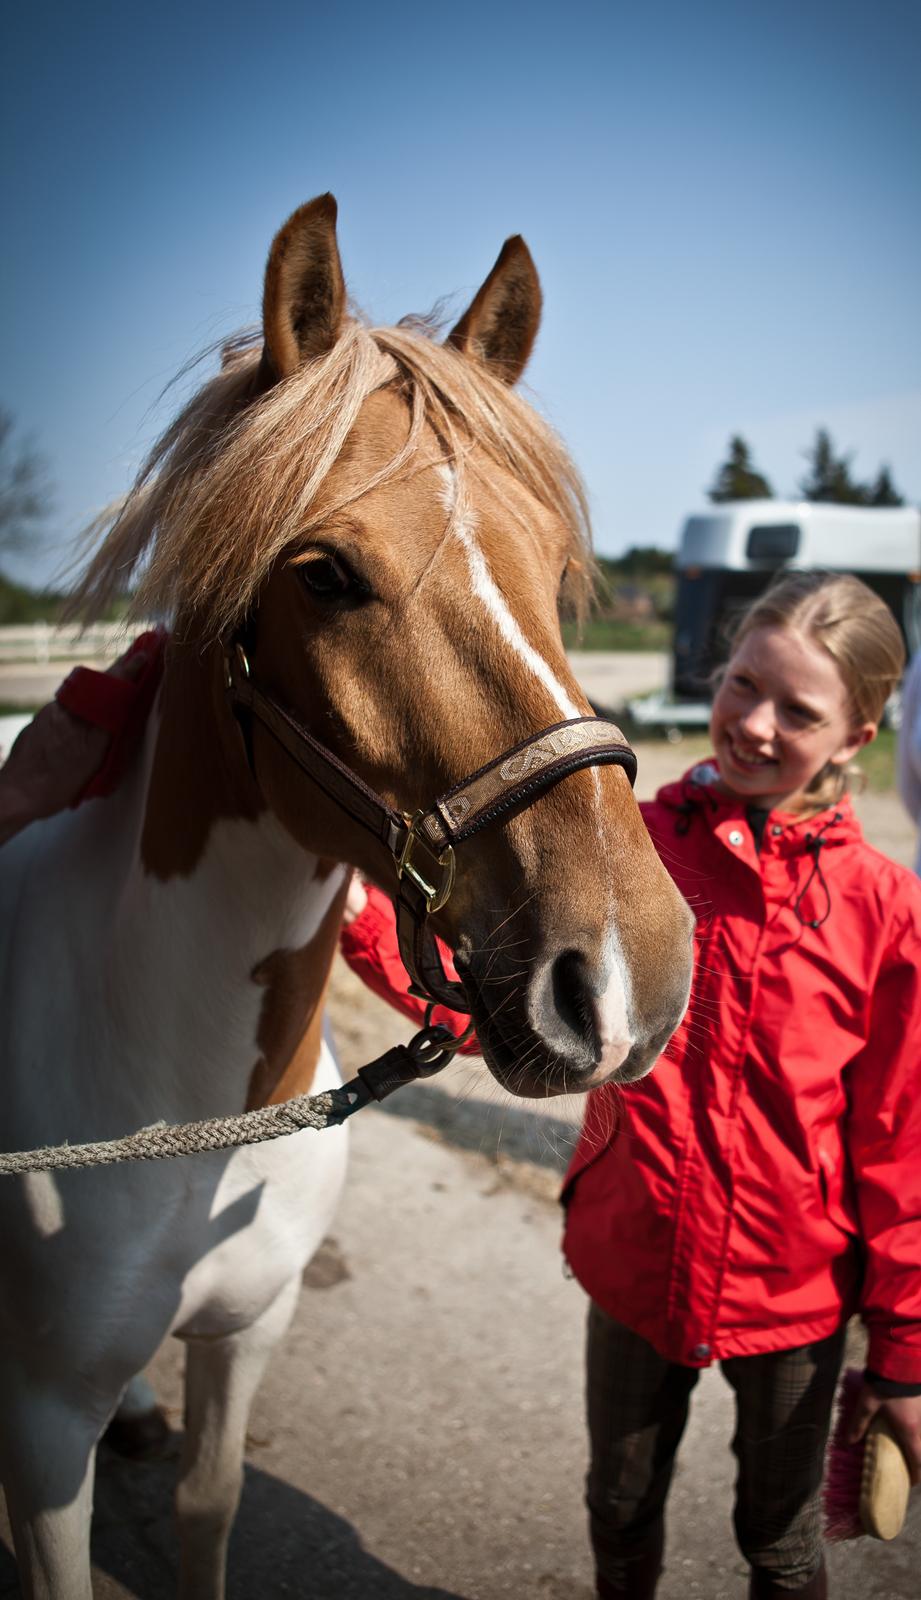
[823,1368,912,1541]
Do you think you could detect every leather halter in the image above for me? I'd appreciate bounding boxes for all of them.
[225,642,637,1015]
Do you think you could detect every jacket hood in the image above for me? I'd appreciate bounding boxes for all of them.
[650,761,864,931]
[654,760,862,855]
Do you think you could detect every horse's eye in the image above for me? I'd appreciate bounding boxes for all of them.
[299,554,365,603]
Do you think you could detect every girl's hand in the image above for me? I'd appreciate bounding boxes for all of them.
[848,1381,921,1485]
[342,873,369,926]
[0,648,148,844]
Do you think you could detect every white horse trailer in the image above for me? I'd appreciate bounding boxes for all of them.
[631,501,921,732]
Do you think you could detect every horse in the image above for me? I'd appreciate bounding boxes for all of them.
[0,193,694,1599]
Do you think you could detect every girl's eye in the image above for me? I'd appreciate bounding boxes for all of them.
[731,673,755,691]
[299,554,368,604]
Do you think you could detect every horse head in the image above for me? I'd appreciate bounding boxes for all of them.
[80,194,694,1097]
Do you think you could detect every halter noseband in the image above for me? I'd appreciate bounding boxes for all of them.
[225,641,637,1016]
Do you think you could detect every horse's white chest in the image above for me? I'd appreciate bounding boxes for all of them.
[170,1035,348,1339]
[0,803,349,1377]
[116,812,347,1120]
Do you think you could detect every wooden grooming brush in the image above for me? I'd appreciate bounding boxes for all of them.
[823,1368,912,1541]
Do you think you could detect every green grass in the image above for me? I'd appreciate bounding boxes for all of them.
[561,618,672,651]
[855,725,896,792]
[0,573,65,626]
[0,571,134,626]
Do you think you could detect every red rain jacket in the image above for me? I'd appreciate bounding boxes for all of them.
[563,765,921,1381]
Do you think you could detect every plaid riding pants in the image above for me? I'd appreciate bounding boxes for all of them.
[585,1303,846,1590]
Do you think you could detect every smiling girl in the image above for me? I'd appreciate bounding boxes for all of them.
[563,571,921,1598]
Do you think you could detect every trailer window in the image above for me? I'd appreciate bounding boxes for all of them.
[746,523,800,562]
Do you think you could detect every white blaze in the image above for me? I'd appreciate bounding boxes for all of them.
[598,924,634,1061]
[440,467,632,1060]
[438,464,581,722]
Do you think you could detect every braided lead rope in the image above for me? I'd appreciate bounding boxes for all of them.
[0,1085,352,1176]
[0,1024,468,1178]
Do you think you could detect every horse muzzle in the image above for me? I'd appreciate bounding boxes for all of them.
[457,917,692,1098]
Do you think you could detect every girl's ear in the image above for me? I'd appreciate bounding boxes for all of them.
[830,721,877,768]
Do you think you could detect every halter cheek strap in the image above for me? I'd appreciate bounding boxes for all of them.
[225,643,637,1014]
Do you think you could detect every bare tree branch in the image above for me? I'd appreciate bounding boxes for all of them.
[0,407,53,558]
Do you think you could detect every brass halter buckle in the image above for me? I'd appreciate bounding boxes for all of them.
[224,640,251,691]
[397,811,456,913]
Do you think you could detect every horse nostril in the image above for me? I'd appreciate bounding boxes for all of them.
[550,949,602,1060]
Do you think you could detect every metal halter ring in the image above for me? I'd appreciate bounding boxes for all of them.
[421,1003,476,1056]
[224,640,251,691]
[397,811,457,913]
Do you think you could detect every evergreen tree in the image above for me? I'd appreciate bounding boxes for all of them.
[798,428,867,504]
[866,465,905,507]
[707,435,773,502]
[616,545,674,577]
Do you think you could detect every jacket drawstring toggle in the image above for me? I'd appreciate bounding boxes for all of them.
[793,813,842,929]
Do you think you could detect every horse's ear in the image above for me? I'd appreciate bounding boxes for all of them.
[262,194,346,379]
[446,236,542,385]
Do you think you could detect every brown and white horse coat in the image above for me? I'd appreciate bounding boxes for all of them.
[0,195,693,1599]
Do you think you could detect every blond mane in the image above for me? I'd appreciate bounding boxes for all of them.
[68,317,593,636]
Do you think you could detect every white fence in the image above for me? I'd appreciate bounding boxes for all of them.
[0,622,153,664]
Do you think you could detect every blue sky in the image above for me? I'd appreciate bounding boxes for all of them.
[2,0,919,589]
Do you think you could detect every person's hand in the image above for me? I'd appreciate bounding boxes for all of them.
[0,648,149,843]
[849,1381,921,1485]
[342,874,369,926]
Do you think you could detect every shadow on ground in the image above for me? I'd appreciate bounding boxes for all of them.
[0,1429,466,1600]
[378,1080,578,1180]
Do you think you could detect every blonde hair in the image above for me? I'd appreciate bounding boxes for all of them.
[727,570,906,811]
[65,319,593,636]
